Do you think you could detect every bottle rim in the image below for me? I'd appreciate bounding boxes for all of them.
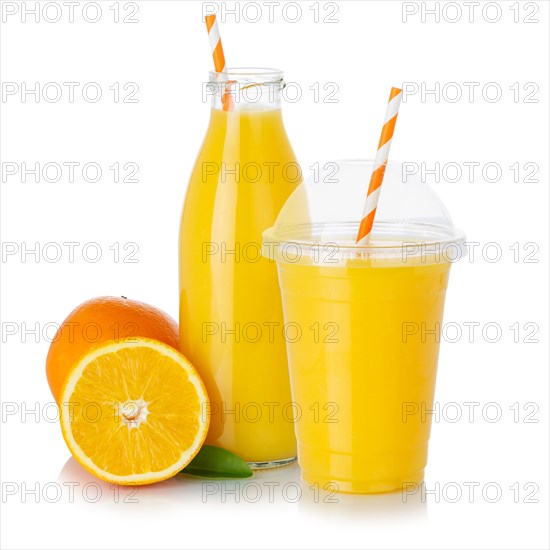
[209,67,283,80]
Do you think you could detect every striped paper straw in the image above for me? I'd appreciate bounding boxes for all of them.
[205,14,234,111]
[356,87,403,244]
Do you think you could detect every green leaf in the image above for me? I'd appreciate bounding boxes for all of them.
[181,445,253,479]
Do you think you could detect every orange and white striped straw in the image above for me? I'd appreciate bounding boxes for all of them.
[356,87,403,244]
[205,14,234,111]
[205,14,226,72]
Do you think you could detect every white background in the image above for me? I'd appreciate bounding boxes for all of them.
[1,1,549,549]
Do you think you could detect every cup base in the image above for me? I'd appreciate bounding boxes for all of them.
[248,456,297,470]
[301,469,425,494]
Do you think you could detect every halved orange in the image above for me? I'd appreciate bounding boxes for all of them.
[59,337,209,485]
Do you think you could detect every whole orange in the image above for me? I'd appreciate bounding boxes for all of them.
[46,296,179,402]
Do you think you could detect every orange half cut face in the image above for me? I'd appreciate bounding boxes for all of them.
[59,338,209,485]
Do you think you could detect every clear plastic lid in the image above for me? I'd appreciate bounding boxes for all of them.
[263,160,466,263]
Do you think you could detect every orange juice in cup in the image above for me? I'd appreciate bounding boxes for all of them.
[274,247,451,493]
[263,161,466,492]
[179,69,301,466]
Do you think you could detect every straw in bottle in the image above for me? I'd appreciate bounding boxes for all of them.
[205,14,234,112]
[356,87,403,244]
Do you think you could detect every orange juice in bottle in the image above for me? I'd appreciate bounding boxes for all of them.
[179,69,300,466]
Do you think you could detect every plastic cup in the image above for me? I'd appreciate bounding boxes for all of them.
[263,161,465,493]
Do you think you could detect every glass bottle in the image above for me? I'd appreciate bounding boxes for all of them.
[179,68,301,467]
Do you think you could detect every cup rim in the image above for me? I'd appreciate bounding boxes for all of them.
[263,220,467,258]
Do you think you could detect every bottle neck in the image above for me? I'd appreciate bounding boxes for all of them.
[208,68,284,111]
